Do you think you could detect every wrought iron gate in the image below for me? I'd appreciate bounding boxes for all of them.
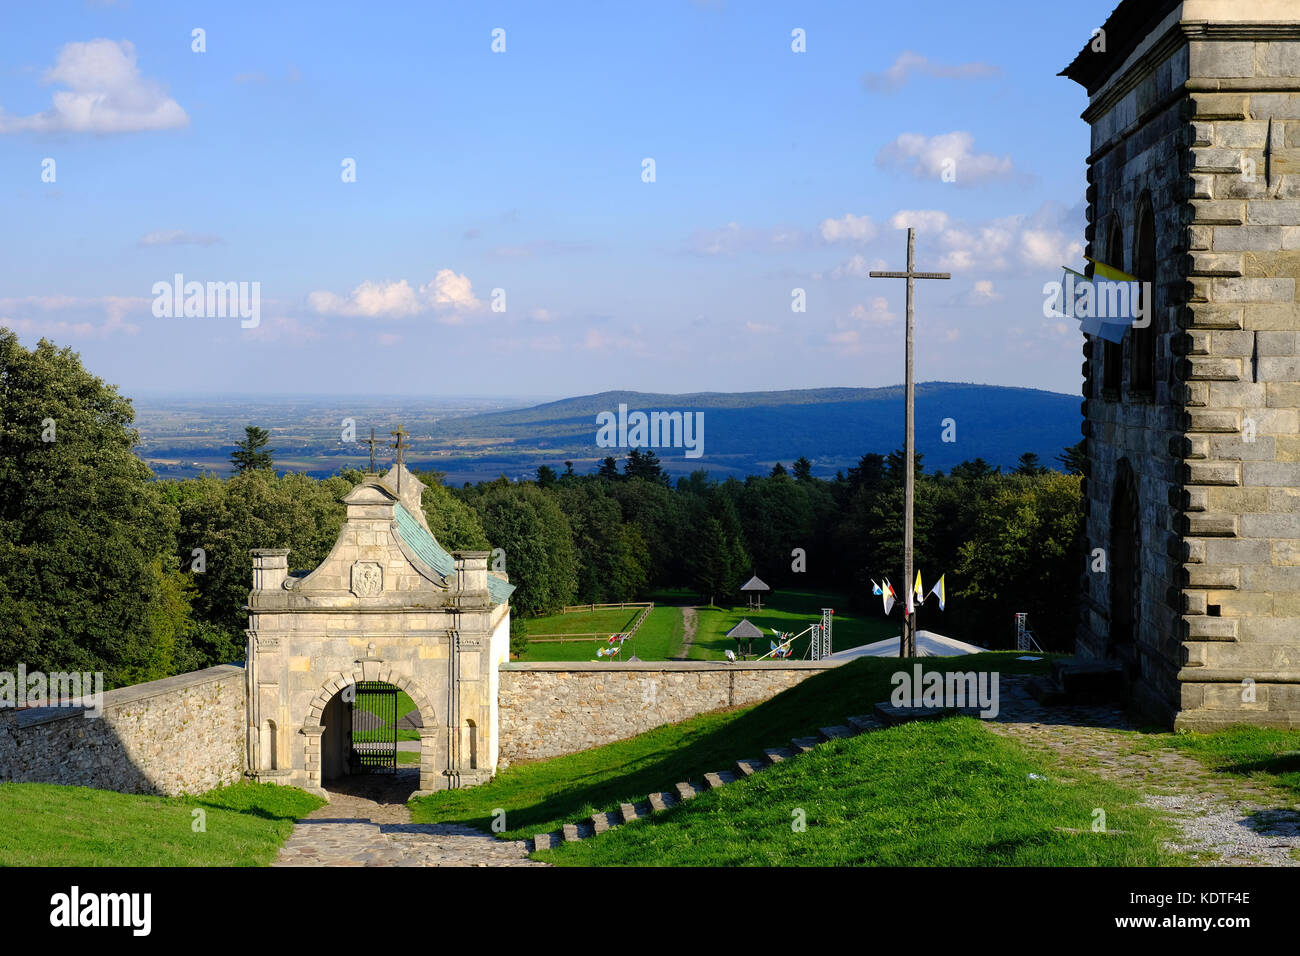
[349,682,398,773]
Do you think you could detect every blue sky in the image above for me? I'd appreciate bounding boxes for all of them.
[1,0,1119,398]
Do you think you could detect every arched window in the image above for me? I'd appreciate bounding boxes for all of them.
[1130,199,1157,394]
[1101,216,1124,396]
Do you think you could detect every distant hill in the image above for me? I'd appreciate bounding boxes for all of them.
[132,382,1082,482]
[434,382,1081,479]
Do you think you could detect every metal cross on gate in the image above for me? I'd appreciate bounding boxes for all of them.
[390,425,410,496]
[363,427,380,474]
[869,228,950,657]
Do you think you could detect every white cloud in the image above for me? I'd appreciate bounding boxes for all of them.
[0,39,187,134]
[968,280,1003,304]
[889,210,951,234]
[817,254,888,281]
[876,131,1015,185]
[0,295,144,336]
[900,203,1084,275]
[863,51,1000,93]
[819,213,877,243]
[138,229,223,247]
[686,222,805,256]
[850,297,896,323]
[308,269,483,321]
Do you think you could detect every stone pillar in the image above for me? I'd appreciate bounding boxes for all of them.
[454,551,490,595]
[251,549,290,591]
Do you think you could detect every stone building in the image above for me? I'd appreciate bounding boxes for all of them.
[1063,0,1300,728]
[245,462,513,795]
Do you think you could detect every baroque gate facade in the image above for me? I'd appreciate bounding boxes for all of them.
[244,463,513,796]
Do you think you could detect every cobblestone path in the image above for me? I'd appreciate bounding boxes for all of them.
[273,771,546,867]
[989,676,1300,866]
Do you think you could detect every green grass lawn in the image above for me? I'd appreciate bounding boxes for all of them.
[409,651,1058,841]
[516,606,683,661]
[538,718,1182,866]
[0,781,323,866]
[522,607,643,637]
[1147,725,1300,797]
[685,589,899,661]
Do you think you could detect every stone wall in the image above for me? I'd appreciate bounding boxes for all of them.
[497,660,840,765]
[0,664,246,796]
[1072,1,1300,729]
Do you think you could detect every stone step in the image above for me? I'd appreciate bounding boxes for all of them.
[846,714,883,733]
[703,771,736,790]
[1053,658,1126,702]
[735,757,766,777]
[532,831,560,852]
[590,811,618,834]
[1027,675,1066,705]
[675,781,700,801]
[872,700,981,727]
[561,823,582,843]
[619,802,640,824]
[819,725,854,741]
[648,791,677,812]
[791,736,822,753]
[764,747,795,764]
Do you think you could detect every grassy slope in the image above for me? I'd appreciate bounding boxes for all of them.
[409,652,1055,840]
[539,718,1180,867]
[0,781,323,867]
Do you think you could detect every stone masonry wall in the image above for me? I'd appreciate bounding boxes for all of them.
[497,660,840,765]
[0,664,246,796]
[1174,44,1300,727]
[1079,12,1300,729]
[1079,27,1189,723]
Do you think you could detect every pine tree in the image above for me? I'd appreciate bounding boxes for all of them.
[230,425,274,473]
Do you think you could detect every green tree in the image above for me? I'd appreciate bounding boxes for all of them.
[1055,440,1086,476]
[1015,452,1044,476]
[471,483,577,616]
[0,332,193,685]
[536,464,558,488]
[954,472,1083,649]
[792,456,813,481]
[230,425,275,473]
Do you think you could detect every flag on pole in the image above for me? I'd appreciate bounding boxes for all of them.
[914,570,924,603]
[1085,256,1137,282]
[882,578,896,615]
[871,579,883,596]
[928,573,946,611]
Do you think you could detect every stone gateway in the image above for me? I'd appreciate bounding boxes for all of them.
[1064,0,1300,728]
[244,462,514,796]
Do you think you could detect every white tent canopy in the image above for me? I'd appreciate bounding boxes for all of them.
[828,629,986,660]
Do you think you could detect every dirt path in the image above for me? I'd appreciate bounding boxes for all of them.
[989,676,1300,865]
[675,606,698,660]
[273,771,546,867]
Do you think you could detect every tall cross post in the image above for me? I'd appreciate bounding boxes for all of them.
[390,425,410,497]
[363,427,379,474]
[870,228,950,657]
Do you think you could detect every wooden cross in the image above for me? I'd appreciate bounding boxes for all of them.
[363,427,379,474]
[870,228,950,658]
[390,425,409,496]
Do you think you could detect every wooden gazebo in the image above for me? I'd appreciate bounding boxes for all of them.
[740,575,770,610]
[726,618,764,660]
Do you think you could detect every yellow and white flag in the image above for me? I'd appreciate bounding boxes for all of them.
[928,573,946,611]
